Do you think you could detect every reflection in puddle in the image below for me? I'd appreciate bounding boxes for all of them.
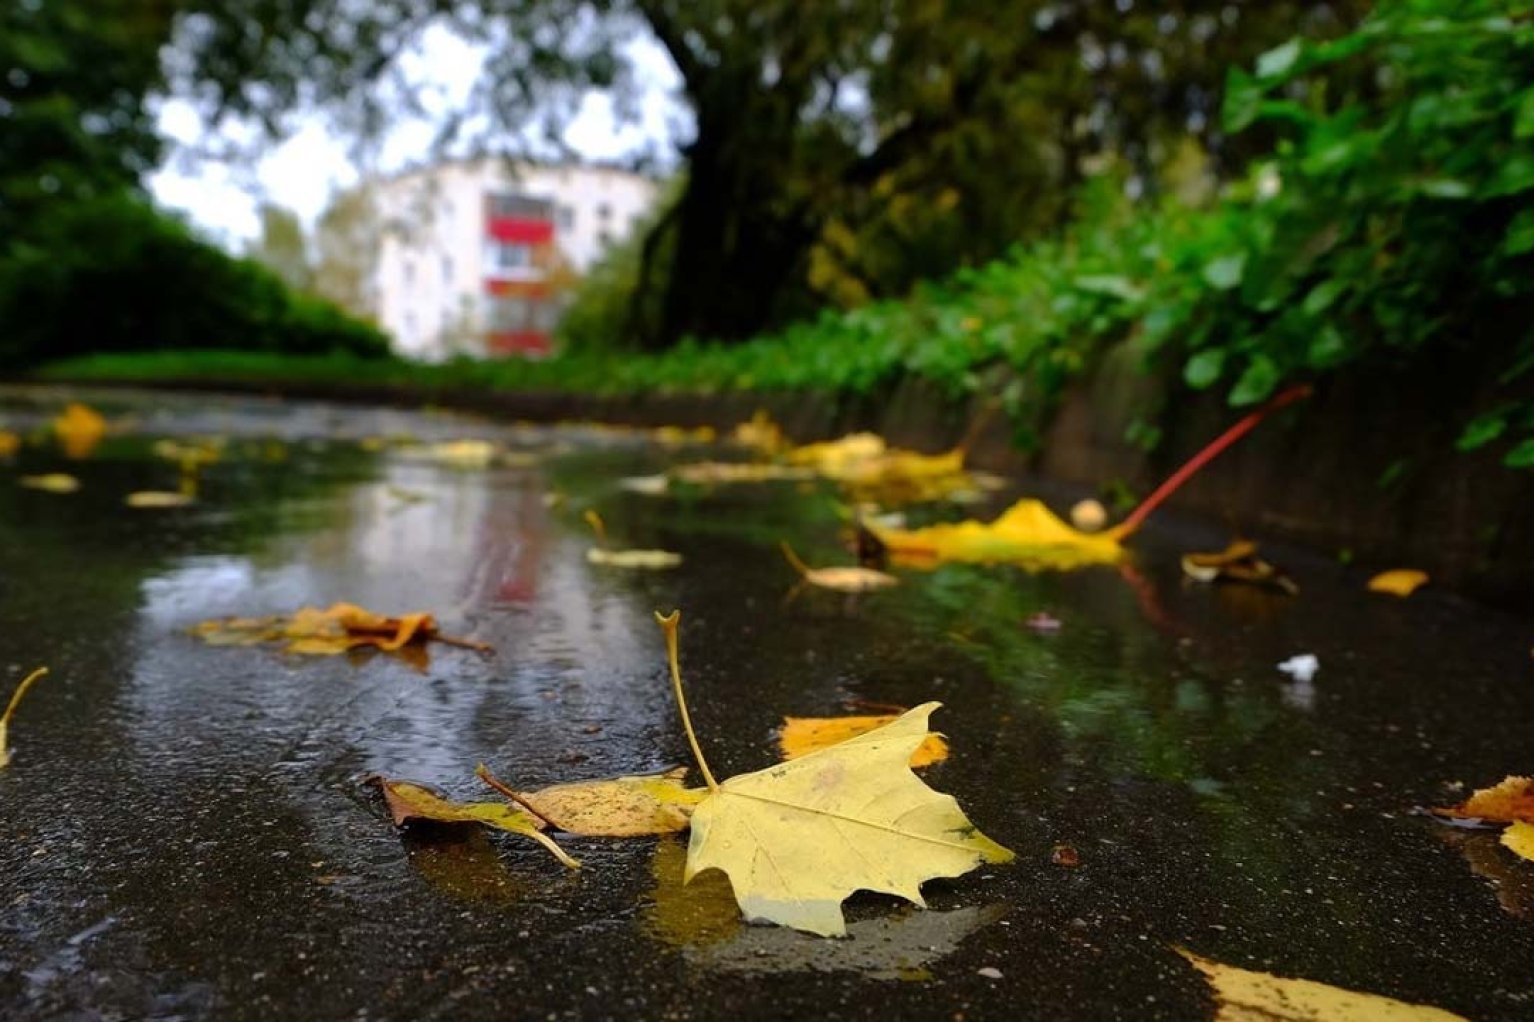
[403,829,525,905]
[644,838,1007,977]
[1439,829,1534,919]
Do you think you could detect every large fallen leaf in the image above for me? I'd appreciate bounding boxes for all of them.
[780,542,896,593]
[372,777,578,868]
[1178,948,1466,1020]
[192,602,491,657]
[512,767,705,836]
[656,611,1013,937]
[19,473,80,493]
[53,402,106,459]
[778,714,948,768]
[872,498,1124,571]
[0,667,48,769]
[1369,569,1429,597]
[1434,775,1534,863]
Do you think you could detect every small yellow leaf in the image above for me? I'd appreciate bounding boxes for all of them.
[685,703,1013,937]
[732,410,787,454]
[873,498,1124,571]
[19,473,79,493]
[193,602,490,658]
[0,667,48,769]
[125,490,194,508]
[587,547,683,569]
[779,715,949,767]
[53,402,107,459]
[1369,569,1429,597]
[514,768,706,836]
[1178,948,1467,1020]
[1182,539,1297,594]
[620,474,671,495]
[1503,821,1534,863]
[781,543,896,593]
[0,430,20,457]
[374,777,579,868]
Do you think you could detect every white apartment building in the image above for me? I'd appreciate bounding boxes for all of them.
[368,159,659,360]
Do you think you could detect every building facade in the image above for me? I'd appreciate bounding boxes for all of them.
[369,160,658,360]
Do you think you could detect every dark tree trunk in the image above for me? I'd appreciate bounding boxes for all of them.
[641,99,817,348]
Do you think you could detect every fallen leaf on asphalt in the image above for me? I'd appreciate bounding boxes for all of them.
[125,490,195,509]
[872,498,1124,570]
[1177,948,1466,1020]
[620,474,671,495]
[0,667,48,769]
[1182,539,1297,594]
[653,425,716,445]
[151,437,224,468]
[510,767,705,836]
[19,474,80,493]
[780,542,897,593]
[0,430,20,457]
[584,509,682,569]
[777,714,948,767]
[53,402,106,459]
[192,602,491,657]
[402,439,500,468]
[1369,569,1429,597]
[656,610,1013,937]
[1433,775,1534,863]
[787,433,974,502]
[372,777,579,868]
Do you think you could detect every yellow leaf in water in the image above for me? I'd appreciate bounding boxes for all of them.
[587,547,683,569]
[125,491,194,509]
[781,543,897,593]
[512,767,706,836]
[410,439,500,468]
[0,430,20,457]
[372,777,578,868]
[1369,569,1429,597]
[1503,821,1534,863]
[778,715,948,767]
[785,433,975,502]
[873,498,1124,571]
[1182,539,1297,594]
[53,402,107,459]
[1178,948,1467,1020]
[19,474,80,493]
[0,667,48,769]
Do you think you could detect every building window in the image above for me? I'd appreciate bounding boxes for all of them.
[557,205,575,230]
[488,296,531,332]
[596,201,612,222]
[441,254,454,285]
[487,192,554,220]
[488,240,533,272]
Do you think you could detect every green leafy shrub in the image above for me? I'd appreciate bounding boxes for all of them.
[0,193,388,365]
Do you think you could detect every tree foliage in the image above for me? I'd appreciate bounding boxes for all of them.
[172,0,1365,348]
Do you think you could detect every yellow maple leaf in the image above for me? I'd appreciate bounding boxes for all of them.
[373,777,578,868]
[872,498,1125,571]
[0,667,48,769]
[1178,948,1466,1020]
[655,611,1013,937]
[510,767,706,836]
[53,402,107,459]
[778,714,949,767]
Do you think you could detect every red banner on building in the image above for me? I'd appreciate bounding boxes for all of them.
[486,218,554,244]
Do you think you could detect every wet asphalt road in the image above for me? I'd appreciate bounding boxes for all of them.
[1,385,1531,1020]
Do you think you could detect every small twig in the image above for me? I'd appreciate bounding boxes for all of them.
[475,763,558,828]
[435,632,495,654]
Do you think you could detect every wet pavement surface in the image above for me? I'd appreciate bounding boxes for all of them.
[1,385,1531,1020]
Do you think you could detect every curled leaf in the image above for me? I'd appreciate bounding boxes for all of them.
[1433,776,1534,864]
[780,542,897,592]
[1182,539,1297,594]
[0,667,48,769]
[192,602,491,657]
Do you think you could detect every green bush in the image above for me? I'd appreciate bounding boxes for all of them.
[0,192,389,366]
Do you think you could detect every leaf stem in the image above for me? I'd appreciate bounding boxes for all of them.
[1,666,48,768]
[654,610,719,793]
[583,508,608,546]
[778,541,812,577]
[1112,383,1312,539]
[474,763,580,869]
